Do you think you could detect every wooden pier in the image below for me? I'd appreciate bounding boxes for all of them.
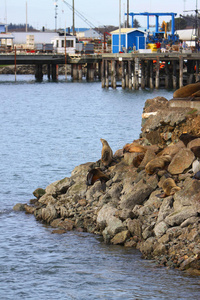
[101,52,200,89]
[0,53,102,81]
[0,52,200,88]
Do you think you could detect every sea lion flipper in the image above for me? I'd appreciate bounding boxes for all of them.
[156,193,166,198]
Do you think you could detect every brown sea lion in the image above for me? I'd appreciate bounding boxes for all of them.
[86,168,110,186]
[179,133,199,147]
[132,153,145,168]
[191,146,200,159]
[123,143,147,154]
[145,155,171,175]
[100,138,113,167]
[173,82,200,99]
[158,178,181,198]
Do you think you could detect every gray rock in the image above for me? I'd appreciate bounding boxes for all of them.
[120,175,158,210]
[154,221,169,237]
[127,219,142,238]
[97,204,126,237]
[173,178,200,211]
[165,208,198,227]
[157,196,174,223]
[139,237,156,258]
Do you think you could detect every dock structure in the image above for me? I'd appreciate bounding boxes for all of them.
[0,52,200,88]
[101,53,200,89]
[0,53,102,81]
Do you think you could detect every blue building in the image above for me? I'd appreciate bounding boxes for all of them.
[111,28,146,53]
[0,23,6,33]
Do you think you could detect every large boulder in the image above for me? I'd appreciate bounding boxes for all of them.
[97,204,126,239]
[154,221,169,237]
[120,174,158,210]
[173,178,200,211]
[111,230,130,245]
[165,209,198,227]
[168,148,195,174]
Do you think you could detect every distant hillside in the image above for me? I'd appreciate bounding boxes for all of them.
[7,23,38,32]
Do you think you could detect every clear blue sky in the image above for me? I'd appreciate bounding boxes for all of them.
[0,0,197,30]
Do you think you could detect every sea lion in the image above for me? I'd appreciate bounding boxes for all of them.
[86,168,110,186]
[179,133,199,147]
[100,138,113,167]
[132,153,145,168]
[158,178,181,198]
[173,82,200,99]
[191,146,200,159]
[145,155,171,175]
[123,143,147,154]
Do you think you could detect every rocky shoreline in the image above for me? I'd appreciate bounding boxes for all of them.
[14,96,200,276]
[0,65,71,75]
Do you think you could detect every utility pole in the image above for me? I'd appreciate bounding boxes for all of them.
[54,1,58,32]
[26,1,28,32]
[119,0,121,52]
[72,0,75,35]
[127,0,129,28]
[5,0,7,32]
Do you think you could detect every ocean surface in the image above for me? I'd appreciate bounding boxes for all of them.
[0,74,200,300]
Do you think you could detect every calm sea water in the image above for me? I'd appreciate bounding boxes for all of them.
[0,74,199,300]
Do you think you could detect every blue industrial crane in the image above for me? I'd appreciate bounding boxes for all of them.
[126,12,179,44]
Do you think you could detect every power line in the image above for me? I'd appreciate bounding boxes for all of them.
[62,0,96,29]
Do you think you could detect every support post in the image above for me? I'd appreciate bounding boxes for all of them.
[165,61,169,89]
[179,56,183,88]
[87,64,94,81]
[145,61,150,87]
[47,64,51,80]
[72,64,78,80]
[149,60,154,89]
[128,60,132,89]
[113,60,117,89]
[121,61,125,89]
[101,60,105,88]
[172,61,177,89]
[98,62,102,80]
[105,60,109,88]
[35,64,43,80]
[125,61,129,88]
[134,58,139,90]
[141,60,145,89]
[52,64,57,81]
[111,61,114,88]
[155,57,160,89]
[78,64,82,81]
[187,60,195,84]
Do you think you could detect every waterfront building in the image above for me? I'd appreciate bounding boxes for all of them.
[51,35,77,54]
[111,28,146,53]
